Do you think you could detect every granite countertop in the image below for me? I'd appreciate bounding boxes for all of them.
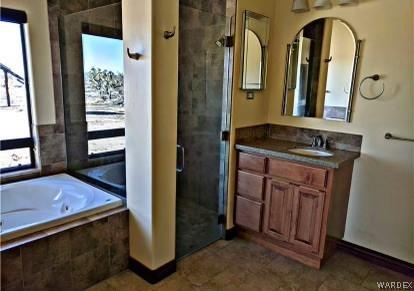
[235,139,360,169]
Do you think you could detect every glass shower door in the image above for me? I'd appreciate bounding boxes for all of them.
[176,1,232,259]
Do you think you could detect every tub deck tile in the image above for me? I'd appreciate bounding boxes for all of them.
[21,231,71,279]
[70,218,110,258]
[0,207,128,252]
[22,261,72,291]
[109,237,129,276]
[1,208,129,291]
[72,245,110,290]
[0,248,22,291]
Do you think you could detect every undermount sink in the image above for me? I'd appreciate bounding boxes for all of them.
[288,147,334,157]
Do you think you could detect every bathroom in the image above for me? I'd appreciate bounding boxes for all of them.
[0,0,413,290]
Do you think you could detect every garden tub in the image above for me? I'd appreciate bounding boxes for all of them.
[0,173,122,241]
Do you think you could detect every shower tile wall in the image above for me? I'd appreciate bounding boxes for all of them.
[178,0,227,211]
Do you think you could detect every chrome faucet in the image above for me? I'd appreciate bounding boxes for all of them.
[311,135,324,148]
[311,135,332,150]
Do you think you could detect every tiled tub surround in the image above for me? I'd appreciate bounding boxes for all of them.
[58,2,123,170]
[1,208,129,291]
[37,124,67,174]
[48,0,124,173]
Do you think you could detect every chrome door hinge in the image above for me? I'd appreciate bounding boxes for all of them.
[224,36,234,47]
[216,36,234,48]
[221,130,230,141]
[218,214,226,225]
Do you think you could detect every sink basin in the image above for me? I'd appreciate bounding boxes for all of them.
[288,148,334,157]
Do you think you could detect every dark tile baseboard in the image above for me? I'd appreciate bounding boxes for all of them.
[224,227,238,241]
[337,240,414,277]
[129,257,176,284]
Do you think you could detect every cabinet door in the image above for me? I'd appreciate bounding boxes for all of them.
[263,179,293,241]
[289,186,325,254]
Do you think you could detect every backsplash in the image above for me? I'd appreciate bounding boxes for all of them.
[236,124,363,153]
[37,124,67,173]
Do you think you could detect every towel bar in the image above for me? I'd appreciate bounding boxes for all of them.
[385,133,414,142]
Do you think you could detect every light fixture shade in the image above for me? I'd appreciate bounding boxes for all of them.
[338,0,358,5]
[313,0,332,8]
[292,0,309,12]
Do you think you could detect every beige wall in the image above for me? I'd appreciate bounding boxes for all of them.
[263,0,413,263]
[1,0,56,125]
[151,0,178,269]
[226,0,275,228]
[123,0,178,269]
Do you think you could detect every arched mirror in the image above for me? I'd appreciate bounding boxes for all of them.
[243,30,263,90]
[282,18,362,122]
[240,11,270,91]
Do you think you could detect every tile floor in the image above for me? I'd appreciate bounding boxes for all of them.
[88,238,414,291]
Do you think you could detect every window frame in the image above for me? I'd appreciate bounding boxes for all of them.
[0,8,36,174]
[80,24,125,159]
[87,128,125,159]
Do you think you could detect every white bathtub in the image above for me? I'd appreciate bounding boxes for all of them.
[0,174,123,241]
[79,162,126,192]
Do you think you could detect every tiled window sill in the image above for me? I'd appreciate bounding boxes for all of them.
[0,168,41,184]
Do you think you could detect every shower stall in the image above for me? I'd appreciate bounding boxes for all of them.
[56,0,235,259]
[176,0,235,259]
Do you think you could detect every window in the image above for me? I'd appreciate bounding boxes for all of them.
[81,30,125,157]
[0,9,35,173]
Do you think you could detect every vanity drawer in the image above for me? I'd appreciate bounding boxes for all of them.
[237,170,265,201]
[238,152,266,173]
[235,195,263,232]
[268,158,327,189]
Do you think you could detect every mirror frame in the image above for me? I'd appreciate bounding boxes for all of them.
[281,18,362,123]
[240,10,270,91]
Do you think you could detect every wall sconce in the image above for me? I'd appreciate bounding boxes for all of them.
[313,0,332,9]
[292,0,310,13]
[338,0,358,5]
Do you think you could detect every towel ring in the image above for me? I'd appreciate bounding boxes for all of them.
[359,74,385,100]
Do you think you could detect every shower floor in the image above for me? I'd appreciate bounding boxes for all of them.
[176,198,222,259]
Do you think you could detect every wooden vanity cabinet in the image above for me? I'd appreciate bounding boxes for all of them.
[234,151,354,269]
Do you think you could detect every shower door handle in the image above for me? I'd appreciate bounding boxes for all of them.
[177,145,185,172]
